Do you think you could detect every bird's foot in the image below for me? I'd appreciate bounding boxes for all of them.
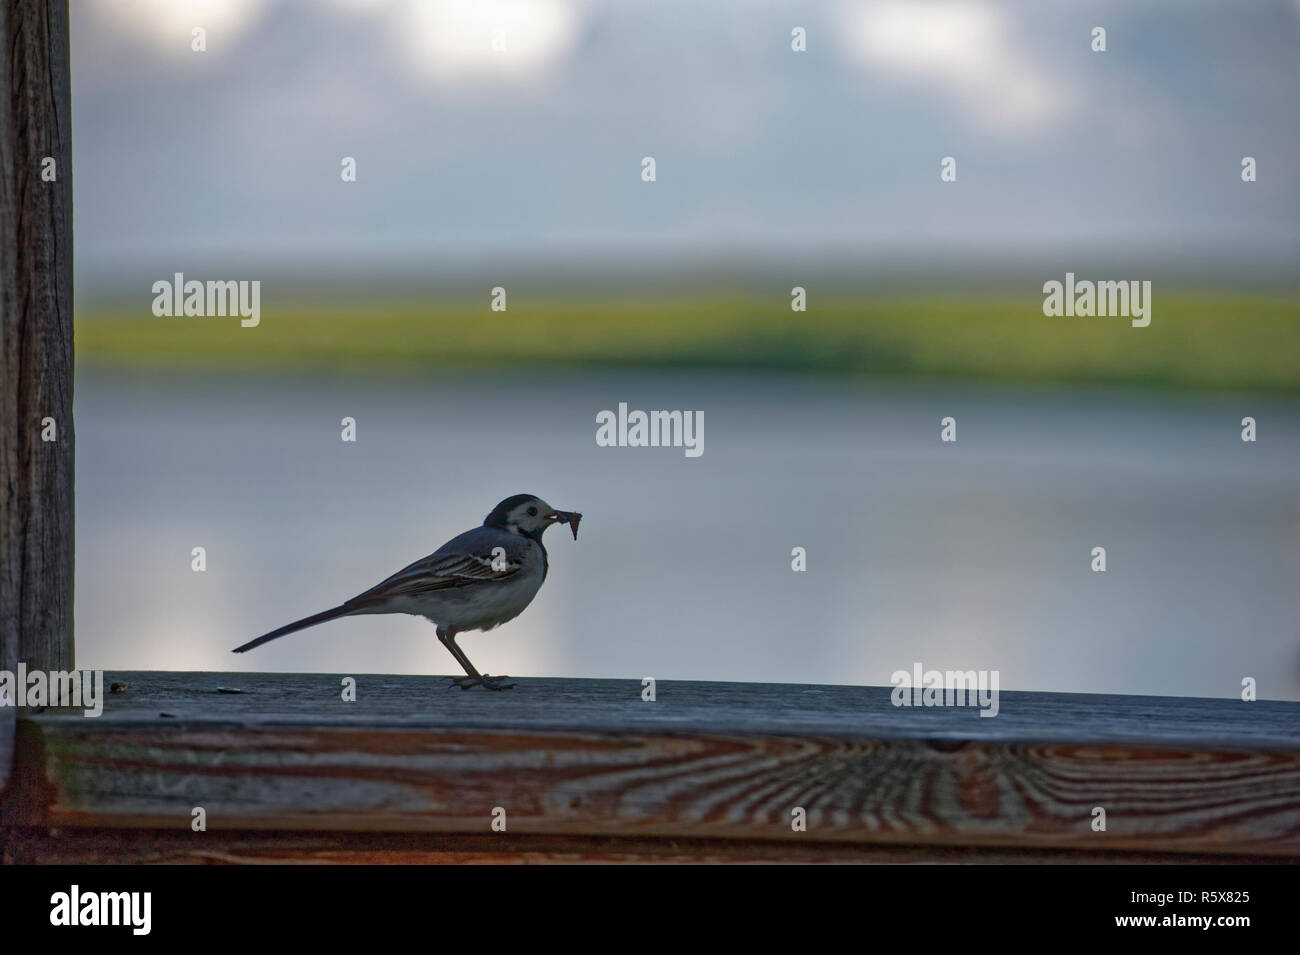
[447,674,516,691]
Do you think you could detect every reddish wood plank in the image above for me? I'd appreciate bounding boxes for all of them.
[4,828,1286,866]
[6,674,1298,860]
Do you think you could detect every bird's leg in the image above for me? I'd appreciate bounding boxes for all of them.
[438,627,515,691]
[437,627,482,687]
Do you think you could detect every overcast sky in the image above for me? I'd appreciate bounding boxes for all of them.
[71,0,1300,290]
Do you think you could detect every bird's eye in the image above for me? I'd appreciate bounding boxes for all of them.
[527,506,538,516]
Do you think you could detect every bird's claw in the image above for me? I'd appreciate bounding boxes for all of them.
[447,674,516,691]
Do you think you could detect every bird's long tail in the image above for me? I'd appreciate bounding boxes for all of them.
[233,604,355,653]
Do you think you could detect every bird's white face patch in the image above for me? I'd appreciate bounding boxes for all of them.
[505,497,554,535]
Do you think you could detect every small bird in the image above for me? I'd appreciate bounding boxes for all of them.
[233,494,582,690]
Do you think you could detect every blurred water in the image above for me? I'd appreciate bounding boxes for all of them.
[74,368,1300,700]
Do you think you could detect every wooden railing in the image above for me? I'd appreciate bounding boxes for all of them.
[3,671,1297,862]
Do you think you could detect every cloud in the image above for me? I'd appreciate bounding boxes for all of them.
[88,0,267,54]
[386,0,582,85]
[87,0,582,83]
[837,0,1068,131]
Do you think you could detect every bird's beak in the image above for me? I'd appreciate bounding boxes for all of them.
[550,510,582,540]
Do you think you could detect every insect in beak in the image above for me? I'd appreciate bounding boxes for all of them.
[551,510,582,540]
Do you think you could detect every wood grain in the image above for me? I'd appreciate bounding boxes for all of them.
[4,673,1299,860]
[29,671,1299,747]
[0,0,75,677]
[4,828,1288,865]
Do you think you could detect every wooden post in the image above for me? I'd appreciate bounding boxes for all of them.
[0,0,74,691]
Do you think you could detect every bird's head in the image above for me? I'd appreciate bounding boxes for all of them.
[484,494,582,541]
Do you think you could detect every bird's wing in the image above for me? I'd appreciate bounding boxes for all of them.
[348,547,523,605]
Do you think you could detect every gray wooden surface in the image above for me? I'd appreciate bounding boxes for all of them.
[0,0,75,677]
[6,672,1298,859]
[25,670,1300,746]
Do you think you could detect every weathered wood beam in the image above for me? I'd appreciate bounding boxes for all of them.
[4,674,1298,860]
[0,0,75,692]
[3,828,1286,865]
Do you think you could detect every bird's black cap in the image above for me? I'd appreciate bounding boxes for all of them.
[483,494,541,528]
